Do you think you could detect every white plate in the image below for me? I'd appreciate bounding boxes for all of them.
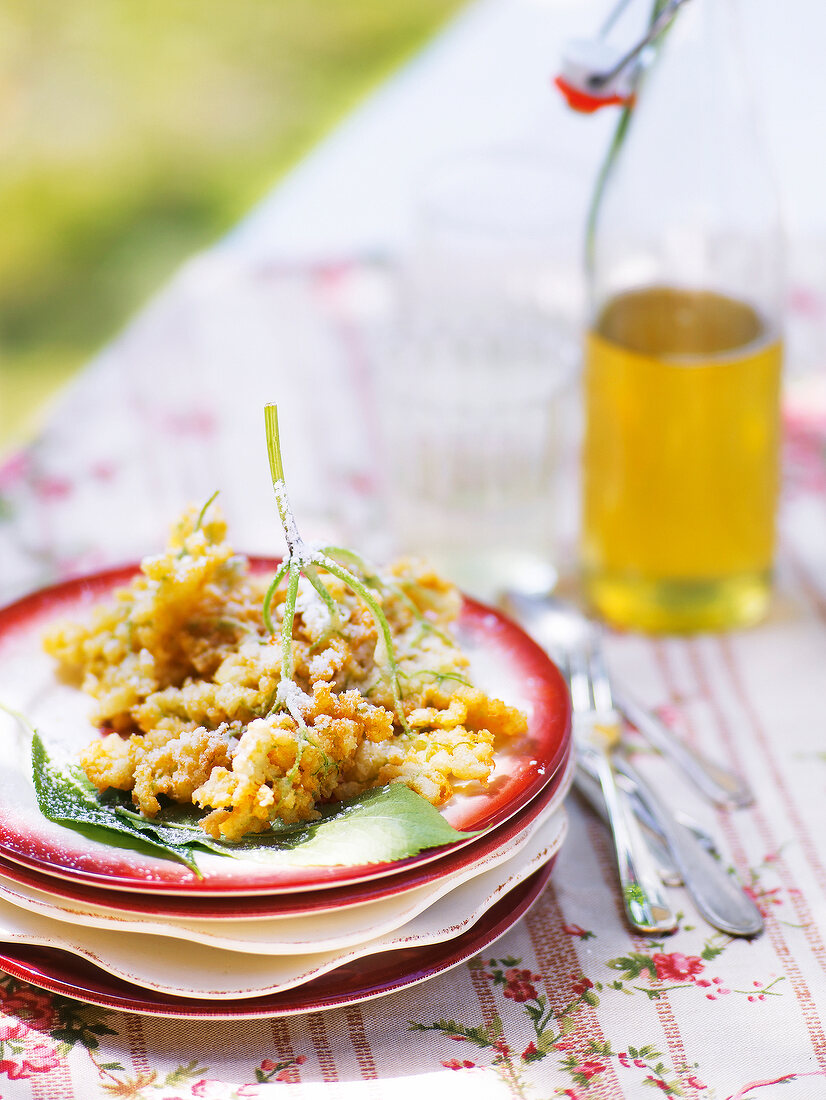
[0,810,566,999]
[0,776,571,954]
[0,566,571,895]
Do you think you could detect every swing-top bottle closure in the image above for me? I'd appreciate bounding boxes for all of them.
[555,0,691,113]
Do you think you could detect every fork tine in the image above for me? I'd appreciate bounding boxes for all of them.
[588,636,614,713]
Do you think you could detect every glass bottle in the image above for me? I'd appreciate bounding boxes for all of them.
[581,0,784,633]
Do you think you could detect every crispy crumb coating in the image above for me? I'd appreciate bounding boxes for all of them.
[45,504,527,839]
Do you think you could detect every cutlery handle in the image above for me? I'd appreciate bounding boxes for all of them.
[614,758,764,938]
[612,684,753,809]
[578,745,677,935]
[574,765,683,887]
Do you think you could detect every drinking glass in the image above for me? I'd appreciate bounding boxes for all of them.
[372,153,583,600]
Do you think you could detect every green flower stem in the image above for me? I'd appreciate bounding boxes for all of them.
[262,559,290,635]
[281,564,301,684]
[315,556,409,731]
[323,545,452,647]
[322,545,380,583]
[194,490,220,532]
[264,404,286,486]
[302,564,342,632]
[264,403,411,735]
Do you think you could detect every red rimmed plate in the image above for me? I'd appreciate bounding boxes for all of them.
[0,861,555,1018]
[0,563,570,895]
[0,744,573,920]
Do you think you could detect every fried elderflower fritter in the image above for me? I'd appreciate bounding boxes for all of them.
[45,504,527,842]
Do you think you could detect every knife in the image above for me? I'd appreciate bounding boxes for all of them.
[612,756,764,937]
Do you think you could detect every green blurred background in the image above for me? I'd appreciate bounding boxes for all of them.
[0,0,465,447]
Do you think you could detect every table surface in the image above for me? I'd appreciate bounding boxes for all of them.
[1,2,826,1097]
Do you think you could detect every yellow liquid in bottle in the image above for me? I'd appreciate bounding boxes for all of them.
[582,287,782,632]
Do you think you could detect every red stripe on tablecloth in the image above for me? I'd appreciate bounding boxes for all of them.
[645,976,703,1100]
[270,1017,303,1086]
[126,1012,153,1084]
[466,948,542,1096]
[645,642,715,1100]
[307,1012,341,1084]
[30,1040,75,1100]
[718,634,826,946]
[525,818,627,1099]
[468,949,504,1043]
[668,641,826,1070]
[580,813,704,1098]
[343,1005,381,1087]
[591,810,705,1100]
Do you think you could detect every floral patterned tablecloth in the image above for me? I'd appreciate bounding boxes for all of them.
[0,256,825,1100]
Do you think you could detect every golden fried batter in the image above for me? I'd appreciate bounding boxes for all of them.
[45,504,527,839]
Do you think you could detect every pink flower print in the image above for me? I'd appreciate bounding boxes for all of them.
[653,704,684,729]
[19,1043,60,1075]
[686,1076,707,1089]
[32,475,73,501]
[618,1051,630,1068]
[571,975,595,997]
[579,1060,606,1081]
[652,952,705,982]
[164,409,217,438]
[502,968,540,1003]
[783,409,826,495]
[0,1057,26,1079]
[789,285,825,318]
[0,1018,28,1042]
[442,1059,476,1070]
[90,460,117,482]
[192,1082,234,1100]
[522,1041,538,1060]
[0,452,28,491]
[563,923,595,940]
[0,1036,60,1079]
[744,885,782,919]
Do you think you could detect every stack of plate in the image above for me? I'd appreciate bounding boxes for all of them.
[0,571,572,1020]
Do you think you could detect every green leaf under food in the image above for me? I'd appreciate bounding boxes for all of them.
[31,734,205,874]
[237,784,479,867]
[31,734,478,874]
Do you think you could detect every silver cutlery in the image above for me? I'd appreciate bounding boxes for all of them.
[576,753,763,936]
[554,639,677,935]
[503,589,763,937]
[611,684,753,808]
[575,759,720,859]
[574,764,683,887]
[503,591,752,808]
[612,757,764,937]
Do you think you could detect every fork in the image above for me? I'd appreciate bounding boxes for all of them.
[554,638,677,935]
